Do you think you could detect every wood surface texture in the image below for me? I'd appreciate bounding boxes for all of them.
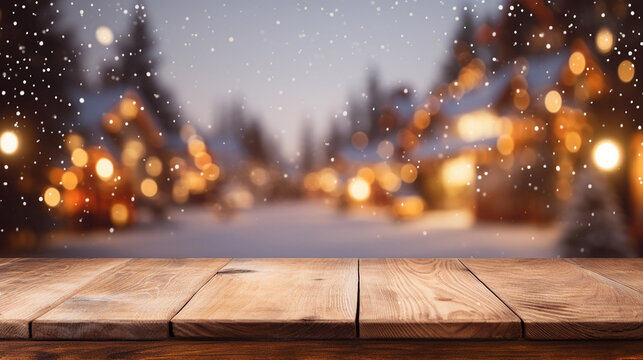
[32,258,229,340]
[359,258,521,339]
[569,258,643,292]
[461,258,643,339]
[0,340,641,360]
[0,258,128,339]
[172,258,358,339]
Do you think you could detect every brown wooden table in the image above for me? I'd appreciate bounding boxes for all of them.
[0,258,641,359]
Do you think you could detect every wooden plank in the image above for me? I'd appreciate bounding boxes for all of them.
[32,258,229,340]
[1,340,642,360]
[359,258,521,339]
[461,258,643,339]
[172,258,358,339]
[569,258,643,292]
[0,258,128,339]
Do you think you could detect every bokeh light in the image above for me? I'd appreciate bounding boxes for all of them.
[347,177,371,201]
[61,171,79,190]
[595,27,613,54]
[145,156,163,177]
[564,131,582,153]
[95,26,114,46]
[568,51,586,75]
[544,90,562,113]
[496,134,514,156]
[400,164,418,183]
[96,158,114,180]
[0,131,19,154]
[71,148,88,167]
[43,187,61,207]
[593,140,620,171]
[617,60,635,83]
[110,203,129,227]
[140,178,158,197]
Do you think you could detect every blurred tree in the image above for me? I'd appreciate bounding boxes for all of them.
[299,120,316,173]
[561,169,633,257]
[442,10,478,82]
[0,0,81,246]
[325,120,345,164]
[102,3,183,134]
[366,70,383,139]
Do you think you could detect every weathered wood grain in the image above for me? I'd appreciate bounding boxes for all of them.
[569,258,643,292]
[0,258,128,339]
[359,258,521,339]
[172,258,358,339]
[461,258,643,339]
[32,258,229,340]
[1,340,642,360]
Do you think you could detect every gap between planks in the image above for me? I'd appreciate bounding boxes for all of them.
[457,258,526,338]
[168,258,232,337]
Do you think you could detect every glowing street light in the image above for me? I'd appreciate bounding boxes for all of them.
[0,131,19,154]
[593,140,621,171]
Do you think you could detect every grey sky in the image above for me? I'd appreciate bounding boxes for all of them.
[64,0,503,155]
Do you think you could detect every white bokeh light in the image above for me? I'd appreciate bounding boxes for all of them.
[95,26,114,46]
[593,140,621,171]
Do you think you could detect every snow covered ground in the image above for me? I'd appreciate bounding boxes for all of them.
[34,201,562,257]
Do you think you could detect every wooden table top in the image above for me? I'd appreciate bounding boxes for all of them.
[0,258,641,341]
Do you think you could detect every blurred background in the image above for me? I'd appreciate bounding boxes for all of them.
[0,0,640,257]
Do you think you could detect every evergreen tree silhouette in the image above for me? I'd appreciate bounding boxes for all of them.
[102,3,183,134]
[0,0,80,243]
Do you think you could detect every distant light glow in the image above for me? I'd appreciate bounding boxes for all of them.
[544,90,562,113]
[593,140,621,171]
[568,51,586,75]
[496,134,514,155]
[347,177,371,201]
[457,110,502,141]
[564,131,582,153]
[351,131,369,150]
[595,27,613,54]
[145,156,163,177]
[400,164,418,183]
[618,60,635,83]
[96,158,114,180]
[43,187,61,207]
[393,196,425,218]
[95,26,114,46]
[442,156,474,187]
[71,148,88,167]
[61,171,79,190]
[140,178,158,197]
[110,203,129,227]
[0,131,18,154]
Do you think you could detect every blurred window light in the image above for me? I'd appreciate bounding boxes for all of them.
[457,110,502,142]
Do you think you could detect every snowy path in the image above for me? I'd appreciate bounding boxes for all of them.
[35,201,561,257]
